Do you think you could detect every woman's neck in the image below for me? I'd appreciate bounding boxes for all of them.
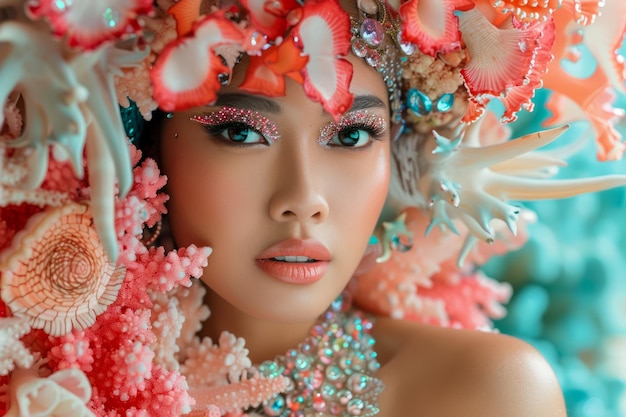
[200,289,320,364]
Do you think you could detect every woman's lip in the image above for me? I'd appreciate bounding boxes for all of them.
[256,238,332,261]
[255,259,330,284]
[255,238,332,284]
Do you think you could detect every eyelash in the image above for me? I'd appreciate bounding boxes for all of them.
[201,122,269,146]
[191,108,280,146]
[192,110,387,148]
[319,114,388,149]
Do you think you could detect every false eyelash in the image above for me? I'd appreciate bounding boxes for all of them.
[191,107,280,143]
[319,112,388,144]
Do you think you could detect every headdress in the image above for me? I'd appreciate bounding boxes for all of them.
[0,0,625,416]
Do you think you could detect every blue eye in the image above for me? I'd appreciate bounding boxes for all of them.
[330,128,373,147]
[198,120,268,145]
[218,124,265,144]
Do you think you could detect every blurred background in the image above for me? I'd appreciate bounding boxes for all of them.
[483,41,626,417]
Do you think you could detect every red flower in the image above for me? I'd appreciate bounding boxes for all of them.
[151,15,244,112]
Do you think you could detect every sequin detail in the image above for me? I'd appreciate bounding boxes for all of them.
[192,107,280,143]
[250,293,383,416]
[318,111,387,146]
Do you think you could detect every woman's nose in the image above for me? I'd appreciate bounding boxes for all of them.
[268,145,330,224]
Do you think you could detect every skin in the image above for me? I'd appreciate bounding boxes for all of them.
[159,17,566,417]
[161,53,391,361]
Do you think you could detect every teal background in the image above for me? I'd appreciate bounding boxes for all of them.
[483,43,626,417]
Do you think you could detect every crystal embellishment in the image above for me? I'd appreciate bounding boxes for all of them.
[251,293,383,416]
[360,18,385,47]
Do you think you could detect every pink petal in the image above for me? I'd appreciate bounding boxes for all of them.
[239,0,300,40]
[295,0,353,119]
[151,15,244,112]
[399,0,473,56]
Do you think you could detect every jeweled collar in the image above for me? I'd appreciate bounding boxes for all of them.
[247,293,384,417]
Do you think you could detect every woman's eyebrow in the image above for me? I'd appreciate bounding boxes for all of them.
[349,95,387,112]
[213,93,282,114]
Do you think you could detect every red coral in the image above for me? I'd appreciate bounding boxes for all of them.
[419,266,512,329]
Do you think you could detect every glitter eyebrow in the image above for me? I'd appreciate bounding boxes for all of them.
[318,111,388,144]
[191,106,281,143]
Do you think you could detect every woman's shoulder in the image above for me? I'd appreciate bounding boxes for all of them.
[371,316,566,417]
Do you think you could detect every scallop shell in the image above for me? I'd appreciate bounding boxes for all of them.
[0,203,124,336]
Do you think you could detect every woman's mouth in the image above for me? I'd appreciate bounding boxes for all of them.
[256,239,331,284]
[271,256,317,263]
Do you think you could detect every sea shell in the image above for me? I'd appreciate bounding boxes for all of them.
[0,203,124,336]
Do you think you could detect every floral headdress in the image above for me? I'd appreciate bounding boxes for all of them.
[0,0,625,416]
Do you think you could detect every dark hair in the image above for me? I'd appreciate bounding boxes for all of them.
[121,101,166,162]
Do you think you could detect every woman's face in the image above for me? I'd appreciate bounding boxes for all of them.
[160,54,391,322]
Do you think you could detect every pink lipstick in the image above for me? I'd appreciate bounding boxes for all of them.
[255,238,332,284]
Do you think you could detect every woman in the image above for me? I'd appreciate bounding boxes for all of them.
[0,0,624,416]
[159,45,565,417]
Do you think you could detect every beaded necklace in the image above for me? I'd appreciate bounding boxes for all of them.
[247,293,384,417]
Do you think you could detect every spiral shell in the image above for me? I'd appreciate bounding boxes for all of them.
[0,203,124,336]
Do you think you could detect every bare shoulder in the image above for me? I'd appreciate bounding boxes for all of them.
[371,316,566,417]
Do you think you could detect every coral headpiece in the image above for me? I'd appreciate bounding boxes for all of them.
[0,0,625,416]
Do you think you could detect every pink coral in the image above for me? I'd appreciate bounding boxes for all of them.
[182,332,252,387]
[419,262,512,329]
[0,318,33,376]
[149,293,185,370]
[48,331,95,374]
[188,374,290,414]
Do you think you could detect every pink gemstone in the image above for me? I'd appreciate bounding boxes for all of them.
[359,18,384,47]
[351,38,368,58]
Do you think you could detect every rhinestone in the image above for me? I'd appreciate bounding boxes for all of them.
[286,394,306,411]
[295,354,311,370]
[406,88,432,116]
[391,233,413,252]
[325,365,342,381]
[359,18,385,47]
[312,393,327,412]
[263,395,286,416]
[364,50,381,67]
[321,383,336,399]
[217,73,230,86]
[347,374,368,394]
[397,31,416,55]
[352,38,367,58]
[53,0,72,11]
[337,389,353,405]
[102,7,120,28]
[347,398,365,416]
[436,93,455,112]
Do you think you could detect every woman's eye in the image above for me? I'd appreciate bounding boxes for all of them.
[217,125,266,145]
[330,128,372,148]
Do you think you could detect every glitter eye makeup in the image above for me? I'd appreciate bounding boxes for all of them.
[191,107,280,144]
[318,111,388,148]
